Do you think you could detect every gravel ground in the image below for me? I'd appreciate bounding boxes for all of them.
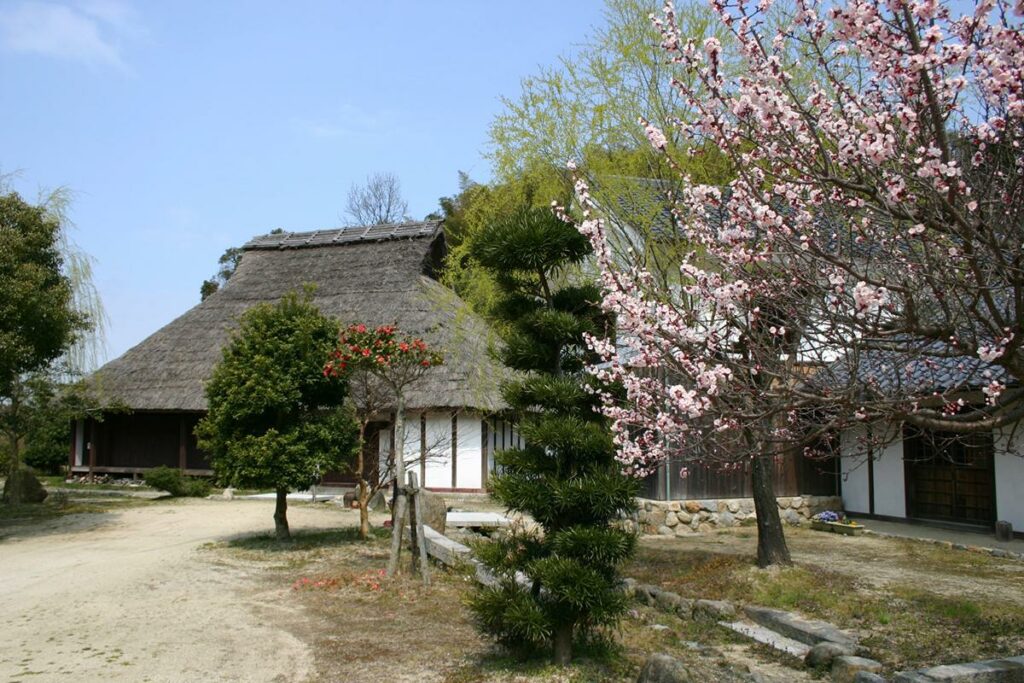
[0,498,347,682]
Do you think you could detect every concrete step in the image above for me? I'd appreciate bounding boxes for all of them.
[743,605,858,648]
[719,620,812,659]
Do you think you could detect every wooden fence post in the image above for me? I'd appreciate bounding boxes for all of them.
[408,471,430,586]
[386,489,408,577]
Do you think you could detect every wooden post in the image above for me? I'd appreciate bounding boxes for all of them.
[386,489,408,577]
[407,471,420,569]
[408,471,430,586]
[178,417,187,471]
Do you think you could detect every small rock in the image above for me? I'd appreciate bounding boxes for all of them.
[222,487,235,500]
[654,589,693,616]
[342,490,358,507]
[650,624,670,631]
[806,641,857,668]
[419,490,447,532]
[852,673,887,683]
[366,489,388,511]
[692,599,736,621]
[636,653,691,683]
[832,656,883,683]
[621,578,638,597]
[783,509,802,525]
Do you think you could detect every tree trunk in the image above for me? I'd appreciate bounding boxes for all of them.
[750,454,792,568]
[274,488,290,541]
[394,396,406,481]
[6,389,23,505]
[553,623,573,666]
[358,479,370,540]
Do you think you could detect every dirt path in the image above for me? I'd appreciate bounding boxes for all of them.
[0,499,349,683]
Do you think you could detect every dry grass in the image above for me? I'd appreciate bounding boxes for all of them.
[629,526,1024,673]
[205,524,786,682]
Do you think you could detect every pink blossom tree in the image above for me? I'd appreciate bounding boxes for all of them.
[571,0,1024,566]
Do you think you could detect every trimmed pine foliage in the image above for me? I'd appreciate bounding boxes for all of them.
[467,207,638,664]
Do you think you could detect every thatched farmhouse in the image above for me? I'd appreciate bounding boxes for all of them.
[72,221,521,492]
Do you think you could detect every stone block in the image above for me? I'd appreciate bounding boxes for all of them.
[657,525,674,536]
[744,606,858,649]
[777,497,792,509]
[832,656,883,683]
[727,500,741,513]
[668,501,681,511]
[674,525,693,537]
[791,496,804,509]
[676,511,692,524]
[739,499,755,514]
[717,500,730,512]
[636,653,691,683]
[665,513,679,528]
[649,509,667,527]
[684,500,702,514]
[893,655,1024,682]
[783,508,802,525]
[2,468,47,504]
[718,511,736,528]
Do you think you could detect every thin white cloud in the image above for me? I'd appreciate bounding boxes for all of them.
[0,0,143,71]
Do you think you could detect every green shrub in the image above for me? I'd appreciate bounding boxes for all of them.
[145,466,210,497]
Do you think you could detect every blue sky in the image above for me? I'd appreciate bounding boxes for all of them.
[0,0,607,364]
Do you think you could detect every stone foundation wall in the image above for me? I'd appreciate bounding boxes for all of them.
[636,495,843,536]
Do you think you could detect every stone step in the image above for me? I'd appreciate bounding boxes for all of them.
[719,620,812,659]
[744,605,858,648]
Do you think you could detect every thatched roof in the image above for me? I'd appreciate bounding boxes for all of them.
[91,221,503,413]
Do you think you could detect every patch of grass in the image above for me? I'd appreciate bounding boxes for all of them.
[226,526,389,552]
[628,531,1024,674]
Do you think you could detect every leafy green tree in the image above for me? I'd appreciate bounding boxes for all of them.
[1,191,87,503]
[196,289,359,540]
[467,207,638,666]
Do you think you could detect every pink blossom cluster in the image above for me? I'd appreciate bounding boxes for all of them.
[572,0,1024,473]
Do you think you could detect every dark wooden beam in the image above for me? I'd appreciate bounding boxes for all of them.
[179,417,188,471]
[451,412,458,489]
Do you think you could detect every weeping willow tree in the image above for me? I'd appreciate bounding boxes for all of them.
[1,176,107,496]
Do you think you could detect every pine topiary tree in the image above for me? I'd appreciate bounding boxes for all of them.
[467,207,638,666]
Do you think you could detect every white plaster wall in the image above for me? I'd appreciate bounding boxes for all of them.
[456,414,483,490]
[423,412,453,489]
[378,427,391,483]
[840,425,871,514]
[872,437,906,518]
[400,412,421,479]
[74,420,84,467]
[995,425,1024,531]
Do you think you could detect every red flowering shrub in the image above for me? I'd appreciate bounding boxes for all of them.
[323,324,442,377]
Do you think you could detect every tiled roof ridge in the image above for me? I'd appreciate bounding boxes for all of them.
[243,220,441,250]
